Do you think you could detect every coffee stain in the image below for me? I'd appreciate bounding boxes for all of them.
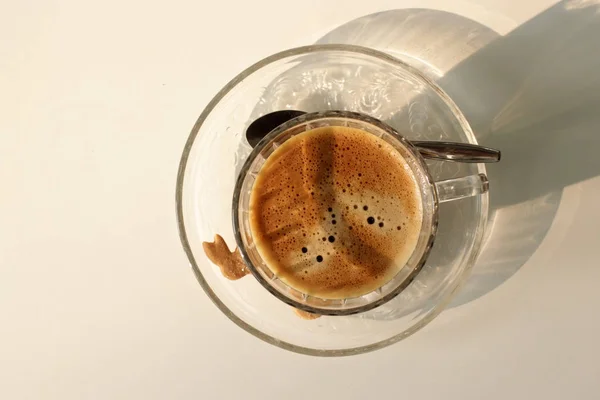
[294,309,322,320]
[202,234,249,280]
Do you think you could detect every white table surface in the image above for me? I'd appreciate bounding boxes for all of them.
[2,0,600,399]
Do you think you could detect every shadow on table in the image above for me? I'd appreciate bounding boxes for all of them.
[317,1,600,312]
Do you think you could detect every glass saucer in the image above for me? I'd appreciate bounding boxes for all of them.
[176,45,488,356]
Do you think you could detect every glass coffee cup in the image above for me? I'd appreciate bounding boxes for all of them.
[233,110,488,316]
[178,44,490,354]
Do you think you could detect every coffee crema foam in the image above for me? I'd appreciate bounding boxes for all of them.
[249,126,423,299]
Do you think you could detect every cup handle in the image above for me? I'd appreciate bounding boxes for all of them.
[434,173,489,203]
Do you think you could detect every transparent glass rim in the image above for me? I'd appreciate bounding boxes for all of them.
[232,110,439,316]
[175,44,488,356]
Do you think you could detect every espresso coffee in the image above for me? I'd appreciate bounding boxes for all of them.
[249,125,423,299]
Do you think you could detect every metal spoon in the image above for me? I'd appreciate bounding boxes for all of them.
[246,110,500,163]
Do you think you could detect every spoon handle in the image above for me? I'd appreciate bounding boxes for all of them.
[412,141,501,163]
